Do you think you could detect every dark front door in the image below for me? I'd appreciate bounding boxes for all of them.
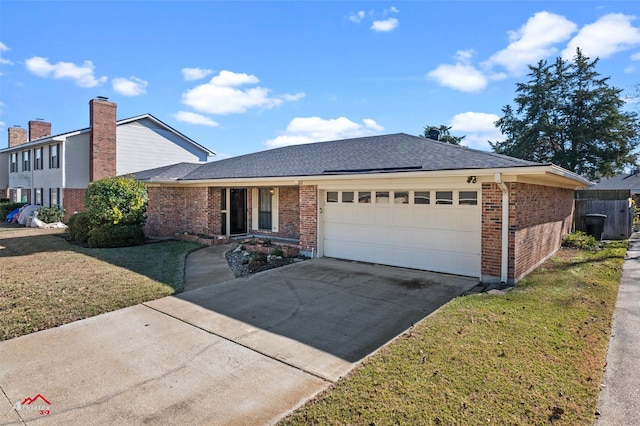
[230,188,247,234]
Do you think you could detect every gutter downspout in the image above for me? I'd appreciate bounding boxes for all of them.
[495,172,509,284]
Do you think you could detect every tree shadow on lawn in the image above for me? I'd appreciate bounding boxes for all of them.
[1,223,201,291]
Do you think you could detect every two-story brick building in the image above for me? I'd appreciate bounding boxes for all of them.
[1,98,214,216]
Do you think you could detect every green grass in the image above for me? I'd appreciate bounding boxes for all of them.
[280,242,627,425]
[0,224,202,341]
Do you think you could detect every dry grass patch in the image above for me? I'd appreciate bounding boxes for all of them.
[280,243,626,425]
[0,225,201,341]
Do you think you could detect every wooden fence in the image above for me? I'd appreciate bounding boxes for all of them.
[575,190,633,240]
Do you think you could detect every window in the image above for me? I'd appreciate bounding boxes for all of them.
[435,191,453,205]
[49,144,60,169]
[394,191,409,204]
[375,191,389,204]
[358,191,371,203]
[326,191,338,203]
[258,187,272,230]
[34,147,43,170]
[34,188,43,205]
[22,150,30,171]
[10,153,18,173]
[342,192,354,203]
[414,191,430,204]
[459,191,478,205]
[50,188,60,207]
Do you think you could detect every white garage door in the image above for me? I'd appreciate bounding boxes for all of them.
[322,189,481,277]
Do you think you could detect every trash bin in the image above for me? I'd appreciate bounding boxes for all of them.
[584,214,607,241]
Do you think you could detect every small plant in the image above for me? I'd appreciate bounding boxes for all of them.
[562,231,601,251]
[271,247,284,257]
[247,252,268,272]
[37,206,64,224]
[263,239,272,247]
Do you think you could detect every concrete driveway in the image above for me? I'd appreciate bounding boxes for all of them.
[0,258,476,425]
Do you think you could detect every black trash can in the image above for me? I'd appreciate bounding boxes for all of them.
[584,214,607,241]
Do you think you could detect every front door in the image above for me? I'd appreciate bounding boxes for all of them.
[230,188,247,234]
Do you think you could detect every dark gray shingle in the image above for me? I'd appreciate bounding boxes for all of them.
[179,133,541,181]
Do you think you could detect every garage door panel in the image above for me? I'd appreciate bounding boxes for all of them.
[323,190,481,277]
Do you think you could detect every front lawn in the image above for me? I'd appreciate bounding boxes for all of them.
[280,242,626,425]
[0,224,202,341]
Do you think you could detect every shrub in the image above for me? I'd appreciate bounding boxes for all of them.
[271,247,284,257]
[0,197,10,203]
[67,212,92,244]
[37,206,64,224]
[85,176,148,228]
[562,231,601,251]
[248,252,268,272]
[0,202,25,220]
[87,224,146,248]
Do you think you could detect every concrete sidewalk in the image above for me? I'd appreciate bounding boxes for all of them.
[183,244,236,291]
[597,232,640,425]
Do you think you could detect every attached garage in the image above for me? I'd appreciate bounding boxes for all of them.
[320,187,481,277]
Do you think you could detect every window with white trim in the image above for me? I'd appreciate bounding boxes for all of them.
[49,144,60,169]
[10,153,18,173]
[34,147,43,170]
[22,150,30,172]
[50,188,60,207]
[34,188,43,205]
[258,187,273,230]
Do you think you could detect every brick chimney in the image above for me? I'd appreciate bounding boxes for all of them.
[89,97,117,182]
[8,127,27,147]
[28,120,52,141]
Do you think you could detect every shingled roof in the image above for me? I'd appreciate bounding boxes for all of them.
[134,133,543,181]
[590,170,640,194]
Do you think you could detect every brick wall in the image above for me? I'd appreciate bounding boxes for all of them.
[481,182,574,284]
[299,185,317,252]
[208,187,223,235]
[481,183,504,281]
[28,121,51,141]
[89,98,117,182]
[512,183,574,281]
[144,186,210,238]
[63,188,86,221]
[279,186,300,239]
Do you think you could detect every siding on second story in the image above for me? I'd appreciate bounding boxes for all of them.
[116,118,210,176]
[65,133,90,188]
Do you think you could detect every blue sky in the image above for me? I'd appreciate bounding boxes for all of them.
[1,1,639,160]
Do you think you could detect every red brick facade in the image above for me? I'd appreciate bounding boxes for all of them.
[278,186,300,239]
[89,99,117,182]
[63,188,86,221]
[512,183,574,281]
[145,186,210,238]
[482,182,575,283]
[28,120,51,141]
[299,185,318,252]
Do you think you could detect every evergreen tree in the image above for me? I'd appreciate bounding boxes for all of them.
[491,48,639,180]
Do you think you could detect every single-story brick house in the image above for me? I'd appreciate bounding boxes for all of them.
[134,133,591,284]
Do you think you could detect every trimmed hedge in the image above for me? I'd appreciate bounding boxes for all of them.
[67,212,92,244]
[87,224,146,248]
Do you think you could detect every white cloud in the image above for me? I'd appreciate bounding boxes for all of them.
[25,56,107,88]
[349,11,365,23]
[486,11,577,75]
[427,50,488,93]
[562,13,640,60]
[112,76,147,96]
[371,17,399,32]
[173,111,219,127]
[182,70,304,115]
[0,41,12,66]
[181,67,215,81]
[448,112,502,150]
[632,52,640,61]
[386,6,399,14]
[266,116,384,148]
